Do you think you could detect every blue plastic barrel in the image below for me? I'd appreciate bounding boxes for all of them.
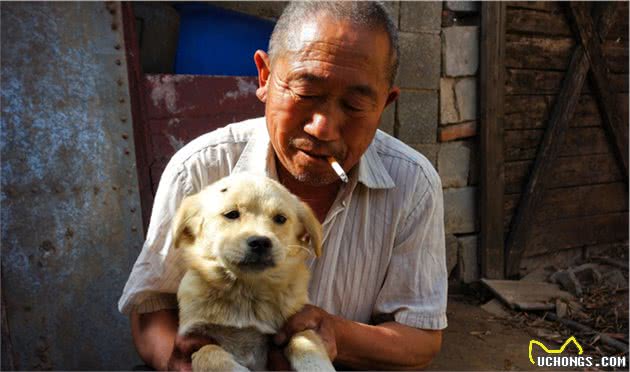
[174,3,275,76]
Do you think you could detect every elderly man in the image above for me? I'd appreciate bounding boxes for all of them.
[119,2,447,370]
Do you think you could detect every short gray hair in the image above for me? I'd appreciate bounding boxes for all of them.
[268,1,399,86]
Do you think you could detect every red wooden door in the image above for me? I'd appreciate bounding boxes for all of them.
[122,5,265,230]
[142,74,264,193]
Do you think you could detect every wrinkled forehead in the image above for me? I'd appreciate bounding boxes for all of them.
[282,14,391,81]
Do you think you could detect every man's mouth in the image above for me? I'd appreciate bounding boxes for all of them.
[289,137,344,161]
[296,149,331,162]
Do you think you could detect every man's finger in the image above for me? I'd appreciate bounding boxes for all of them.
[167,349,193,372]
[168,358,193,372]
[267,344,292,371]
[274,316,319,345]
[274,305,326,345]
[317,318,337,359]
[287,312,320,333]
[175,334,215,355]
[273,330,288,346]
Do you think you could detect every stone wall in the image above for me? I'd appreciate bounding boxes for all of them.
[381,1,481,283]
[439,2,480,283]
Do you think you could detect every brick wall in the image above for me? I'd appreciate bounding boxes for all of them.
[382,2,481,283]
[439,2,480,283]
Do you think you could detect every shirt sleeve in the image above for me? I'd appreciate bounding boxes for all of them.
[117,153,195,315]
[372,171,448,330]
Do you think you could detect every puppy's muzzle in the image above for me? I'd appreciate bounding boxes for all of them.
[239,236,275,271]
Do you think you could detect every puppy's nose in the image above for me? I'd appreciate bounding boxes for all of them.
[247,236,272,254]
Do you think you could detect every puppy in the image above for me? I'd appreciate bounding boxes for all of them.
[172,172,335,371]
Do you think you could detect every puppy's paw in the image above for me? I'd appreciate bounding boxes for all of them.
[192,344,249,372]
[285,330,335,372]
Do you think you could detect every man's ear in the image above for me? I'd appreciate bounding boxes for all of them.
[297,201,323,257]
[384,85,400,108]
[172,194,203,249]
[254,50,271,103]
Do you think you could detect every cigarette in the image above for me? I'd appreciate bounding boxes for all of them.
[327,157,348,183]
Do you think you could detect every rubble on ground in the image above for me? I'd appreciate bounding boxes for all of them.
[478,253,629,366]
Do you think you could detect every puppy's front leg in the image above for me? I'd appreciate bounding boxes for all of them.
[285,330,335,371]
[192,344,249,372]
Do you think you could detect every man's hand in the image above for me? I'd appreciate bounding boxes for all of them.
[167,333,215,372]
[268,305,442,370]
[273,304,338,360]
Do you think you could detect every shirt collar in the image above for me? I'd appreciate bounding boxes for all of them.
[232,123,279,180]
[232,123,395,190]
[355,141,396,189]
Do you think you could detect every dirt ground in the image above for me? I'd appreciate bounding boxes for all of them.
[426,292,628,371]
[427,294,537,371]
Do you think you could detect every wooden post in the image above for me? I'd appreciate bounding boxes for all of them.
[121,2,154,233]
[479,2,506,279]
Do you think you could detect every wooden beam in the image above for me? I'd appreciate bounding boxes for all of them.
[504,3,619,277]
[121,2,154,233]
[479,2,506,279]
[569,2,629,180]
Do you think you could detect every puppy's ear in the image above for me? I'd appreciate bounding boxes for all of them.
[297,201,323,257]
[172,193,203,249]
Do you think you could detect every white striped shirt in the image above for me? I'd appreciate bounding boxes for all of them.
[118,117,447,330]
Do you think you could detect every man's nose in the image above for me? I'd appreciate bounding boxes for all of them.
[303,105,342,142]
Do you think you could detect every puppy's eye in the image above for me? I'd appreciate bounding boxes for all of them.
[223,210,240,220]
[273,214,287,225]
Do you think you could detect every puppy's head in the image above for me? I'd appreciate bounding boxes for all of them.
[172,173,322,278]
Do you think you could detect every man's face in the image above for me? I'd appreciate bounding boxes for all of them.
[255,14,399,186]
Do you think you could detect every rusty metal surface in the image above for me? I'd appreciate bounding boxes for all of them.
[1,2,143,369]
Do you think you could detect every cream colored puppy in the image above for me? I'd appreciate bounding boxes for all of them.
[172,173,335,371]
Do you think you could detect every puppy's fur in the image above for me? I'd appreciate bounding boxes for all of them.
[172,173,335,371]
